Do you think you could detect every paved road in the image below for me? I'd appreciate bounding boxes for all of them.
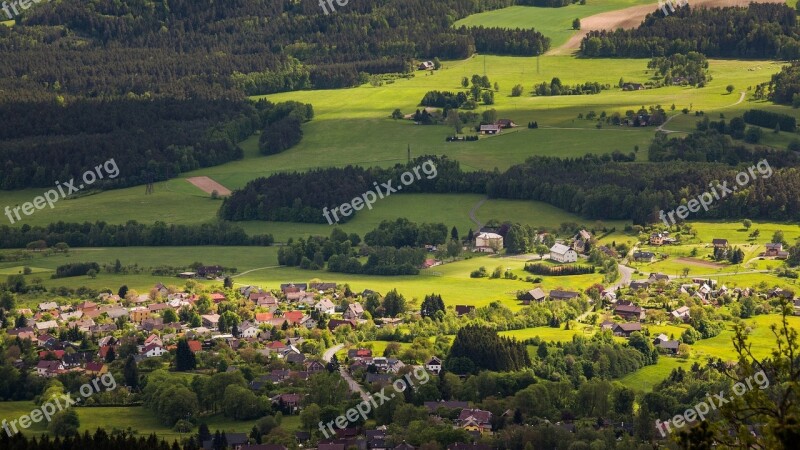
[322,344,371,401]
[322,344,344,362]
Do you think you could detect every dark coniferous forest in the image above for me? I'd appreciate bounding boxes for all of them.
[580,4,800,58]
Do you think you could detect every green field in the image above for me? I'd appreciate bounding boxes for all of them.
[454,1,655,48]
[0,402,295,441]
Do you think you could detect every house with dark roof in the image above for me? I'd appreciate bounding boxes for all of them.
[520,288,546,304]
[328,319,357,332]
[479,124,501,135]
[457,409,493,435]
[202,433,247,450]
[712,239,728,248]
[455,305,475,316]
[549,290,580,300]
[614,303,645,321]
[612,322,642,337]
[633,251,655,262]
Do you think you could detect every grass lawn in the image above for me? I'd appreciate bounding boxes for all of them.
[454,1,655,48]
[0,403,290,441]
[618,357,692,392]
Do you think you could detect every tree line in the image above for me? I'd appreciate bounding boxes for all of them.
[218,156,491,223]
[580,4,800,59]
[0,221,273,249]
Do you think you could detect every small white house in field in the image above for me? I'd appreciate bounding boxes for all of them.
[550,243,578,263]
[475,232,503,253]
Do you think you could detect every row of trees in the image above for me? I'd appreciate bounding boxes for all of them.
[0,221,273,249]
[523,263,595,276]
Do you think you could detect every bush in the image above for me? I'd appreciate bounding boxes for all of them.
[470,266,488,278]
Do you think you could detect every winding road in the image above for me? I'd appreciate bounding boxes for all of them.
[323,344,371,401]
[657,91,746,134]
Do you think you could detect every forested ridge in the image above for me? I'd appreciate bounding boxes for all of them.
[221,144,800,225]
[580,4,800,59]
[0,98,312,190]
[0,0,547,100]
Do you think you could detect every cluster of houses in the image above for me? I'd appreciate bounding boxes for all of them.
[9,280,389,378]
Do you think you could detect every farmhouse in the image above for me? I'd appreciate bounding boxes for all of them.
[612,322,642,337]
[671,306,691,321]
[455,305,475,316]
[622,82,645,91]
[632,251,655,262]
[614,303,645,321]
[418,61,434,70]
[712,239,728,249]
[475,232,503,252]
[549,290,579,300]
[520,287,546,304]
[479,124,501,135]
[496,119,517,128]
[549,244,578,263]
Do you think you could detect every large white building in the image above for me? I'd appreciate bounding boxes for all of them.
[550,243,578,263]
[475,232,503,253]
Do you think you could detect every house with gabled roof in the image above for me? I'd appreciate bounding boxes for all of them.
[315,298,336,315]
[550,243,578,263]
[612,322,642,337]
[36,360,64,377]
[343,303,364,320]
[457,409,493,435]
[614,303,645,321]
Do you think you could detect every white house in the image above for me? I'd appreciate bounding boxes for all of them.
[550,243,578,263]
[239,323,260,338]
[475,232,503,253]
[142,343,167,358]
[38,302,58,312]
[426,356,442,374]
[314,298,336,315]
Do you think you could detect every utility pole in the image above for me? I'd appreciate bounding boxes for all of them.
[407,144,411,163]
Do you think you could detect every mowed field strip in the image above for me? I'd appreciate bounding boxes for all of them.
[186,176,232,196]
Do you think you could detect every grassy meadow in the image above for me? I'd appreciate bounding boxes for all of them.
[454,0,655,48]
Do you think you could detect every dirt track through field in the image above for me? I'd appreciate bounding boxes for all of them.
[549,0,786,55]
[186,176,232,196]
